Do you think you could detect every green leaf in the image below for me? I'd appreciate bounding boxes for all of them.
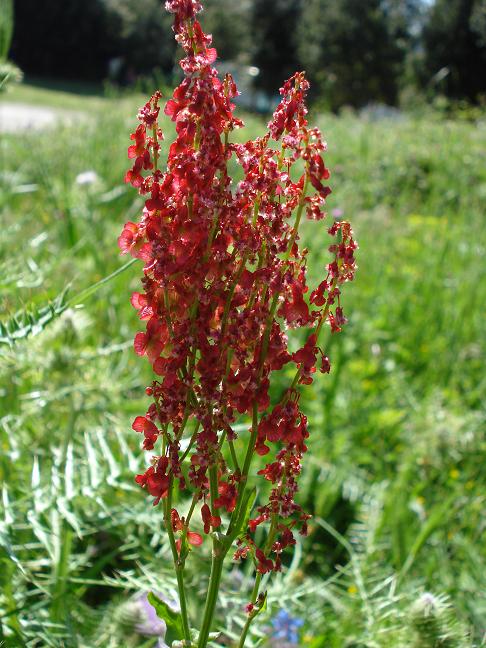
[0,258,136,347]
[147,591,184,645]
[400,495,458,579]
[253,590,267,618]
[68,258,136,307]
[0,290,68,347]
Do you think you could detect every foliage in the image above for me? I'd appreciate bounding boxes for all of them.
[11,0,116,80]
[0,0,22,92]
[421,0,486,101]
[9,0,486,106]
[102,0,176,78]
[297,0,405,109]
[471,0,486,46]
[0,60,22,91]
[250,0,302,95]
[0,0,13,61]
[0,84,485,645]
[202,0,252,62]
[10,0,248,84]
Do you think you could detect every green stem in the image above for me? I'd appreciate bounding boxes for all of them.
[249,573,263,606]
[175,565,192,643]
[197,553,225,647]
[209,464,219,511]
[67,258,136,307]
[184,492,200,533]
[235,517,278,647]
[227,402,258,536]
[284,176,309,263]
[237,615,254,648]
[235,572,263,648]
[164,481,192,643]
[228,439,241,473]
[196,438,227,646]
[180,421,201,463]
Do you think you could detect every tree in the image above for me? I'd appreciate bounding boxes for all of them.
[250,0,302,95]
[382,0,426,43]
[201,0,251,62]
[11,0,176,81]
[421,0,486,101]
[11,0,114,79]
[103,0,176,77]
[296,0,405,109]
[471,0,486,46]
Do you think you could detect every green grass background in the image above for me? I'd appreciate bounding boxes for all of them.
[0,82,485,647]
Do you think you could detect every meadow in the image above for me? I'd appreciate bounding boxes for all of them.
[0,82,485,647]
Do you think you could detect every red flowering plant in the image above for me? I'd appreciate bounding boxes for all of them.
[119,1,357,645]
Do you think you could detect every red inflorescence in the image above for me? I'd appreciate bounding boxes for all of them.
[119,0,357,577]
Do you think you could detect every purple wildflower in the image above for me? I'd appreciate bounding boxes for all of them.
[135,592,167,639]
[271,609,304,645]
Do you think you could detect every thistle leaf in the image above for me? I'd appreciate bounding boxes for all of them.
[0,258,136,347]
[0,290,68,347]
[147,591,184,644]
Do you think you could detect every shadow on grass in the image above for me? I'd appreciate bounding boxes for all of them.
[25,75,106,97]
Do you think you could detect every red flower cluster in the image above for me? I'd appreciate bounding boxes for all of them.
[119,0,356,581]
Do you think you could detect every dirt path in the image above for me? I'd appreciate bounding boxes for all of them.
[0,102,79,133]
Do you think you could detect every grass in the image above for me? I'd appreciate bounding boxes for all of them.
[1,76,145,111]
[0,81,485,647]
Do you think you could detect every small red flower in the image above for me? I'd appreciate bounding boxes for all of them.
[214,482,237,513]
[255,549,274,574]
[172,508,204,553]
[121,0,356,587]
[201,503,222,533]
[132,416,159,450]
[282,283,311,327]
[118,222,142,255]
[135,462,169,505]
[292,334,318,384]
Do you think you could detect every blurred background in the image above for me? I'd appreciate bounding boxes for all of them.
[1,0,485,647]
[4,0,486,110]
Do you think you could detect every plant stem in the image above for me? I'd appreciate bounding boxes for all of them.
[227,402,258,536]
[164,481,192,643]
[175,564,192,643]
[228,439,241,473]
[236,616,253,648]
[237,567,264,648]
[236,609,255,648]
[67,258,136,307]
[284,175,309,263]
[235,513,279,648]
[184,492,200,532]
[197,552,226,647]
[235,570,263,648]
[209,464,219,511]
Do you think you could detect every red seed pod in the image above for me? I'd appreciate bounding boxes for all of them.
[120,0,356,568]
